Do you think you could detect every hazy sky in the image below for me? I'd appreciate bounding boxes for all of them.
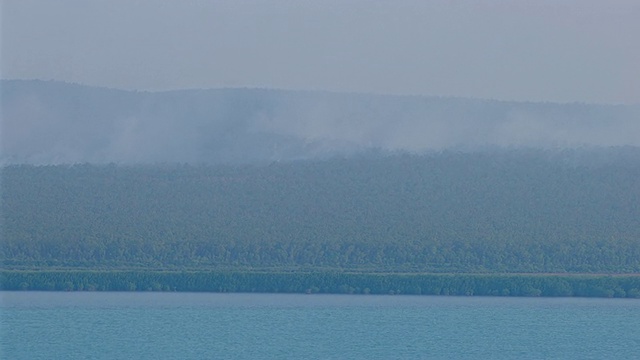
[1,0,639,104]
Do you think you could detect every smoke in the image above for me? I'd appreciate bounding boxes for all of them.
[2,80,639,165]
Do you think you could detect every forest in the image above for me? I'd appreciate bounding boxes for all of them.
[3,79,640,165]
[2,148,639,278]
[1,270,639,298]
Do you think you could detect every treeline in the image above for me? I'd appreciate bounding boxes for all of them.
[2,270,639,298]
[2,149,640,273]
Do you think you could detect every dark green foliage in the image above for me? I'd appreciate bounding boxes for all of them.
[2,149,640,273]
[2,270,639,298]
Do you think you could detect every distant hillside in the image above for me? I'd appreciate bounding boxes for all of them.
[3,150,640,273]
[2,80,639,164]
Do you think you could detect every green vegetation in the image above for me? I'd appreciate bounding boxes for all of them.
[2,149,639,296]
[2,270,639,298]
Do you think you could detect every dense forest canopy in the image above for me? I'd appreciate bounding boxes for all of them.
[2,270,639,298]
[2,149,639,273]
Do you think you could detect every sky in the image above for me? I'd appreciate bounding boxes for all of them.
[1,0,639,104]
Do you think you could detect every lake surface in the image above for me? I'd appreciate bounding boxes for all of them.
[1,292,639,359]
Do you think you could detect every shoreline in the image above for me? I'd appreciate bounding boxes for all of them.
[2,269,639,298]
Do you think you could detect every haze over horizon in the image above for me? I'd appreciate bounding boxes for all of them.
[2,1,639,164]
[2,79,639,165]
[2,0,639,105]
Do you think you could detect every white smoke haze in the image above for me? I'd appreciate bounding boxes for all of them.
[1,80,639,165]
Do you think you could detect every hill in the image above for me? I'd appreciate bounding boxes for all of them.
[2,79,639,164]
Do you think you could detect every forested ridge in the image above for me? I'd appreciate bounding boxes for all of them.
[2,149,639,274]
[3,79,640,165]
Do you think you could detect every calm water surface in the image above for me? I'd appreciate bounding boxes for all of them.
[1,292,639,359]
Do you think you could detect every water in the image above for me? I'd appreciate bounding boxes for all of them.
[1,292,639,360]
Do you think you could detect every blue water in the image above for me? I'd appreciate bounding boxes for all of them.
[1,292,639,359]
